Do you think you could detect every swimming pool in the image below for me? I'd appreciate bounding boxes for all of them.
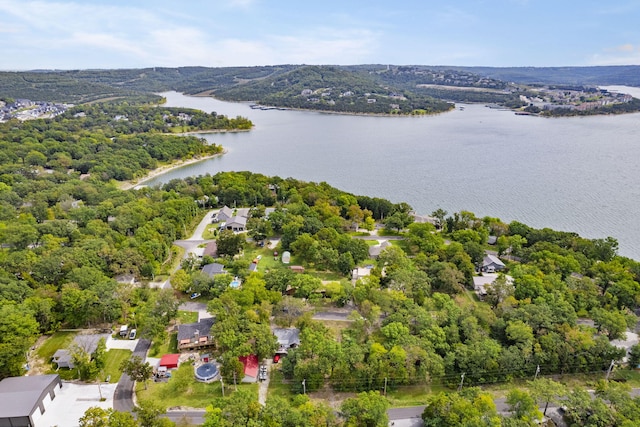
[195,363,219,382]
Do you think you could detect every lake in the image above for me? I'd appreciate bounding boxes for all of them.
[144,91,640,260]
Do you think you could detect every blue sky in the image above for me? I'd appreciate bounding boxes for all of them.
[1,0,639,70]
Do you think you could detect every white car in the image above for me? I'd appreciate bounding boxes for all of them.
[129,329,137,340]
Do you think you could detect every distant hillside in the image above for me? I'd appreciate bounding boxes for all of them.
[2,65,639,115]
[213,65,455,114]
[435,65,640,86]
[0,71,154,104]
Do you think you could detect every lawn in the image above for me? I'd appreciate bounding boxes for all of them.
[149,332,178,357]
[102,349,131,383]
[317,320,353,341]
[136,364,258,408]
[161,245,185,276]
[36,331,77,361]
[267,368,294,401]
[178,311,198,324]
[385,384,445,407]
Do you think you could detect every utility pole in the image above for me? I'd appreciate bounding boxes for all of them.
[302,378,306,395]
[384,377,387,396]
[534,365,540,380]
[220,377,225,397]
[458,373,465,392]
[606,360,615,381]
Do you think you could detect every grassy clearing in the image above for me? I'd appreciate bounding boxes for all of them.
[136,364,258,408]
[244,246,283,271]
[267,368,294,401]
[385,383,447,407]
[36,331,76,361]
[149,332,178,357]
[177,311,198,324]
[319,320,353,341]
[162,245,185,276]
[102,349,131,383]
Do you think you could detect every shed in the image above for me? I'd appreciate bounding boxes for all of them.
[239,354,259,382]
[159,353,180,369]
[52,349,74,369]
[0,374,62,427]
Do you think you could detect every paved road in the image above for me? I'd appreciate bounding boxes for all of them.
[353,235,405,241]
[113,339,151,412]
[312,310,356,321]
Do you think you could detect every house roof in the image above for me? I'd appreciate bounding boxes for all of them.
[177,317,215,342]
[226,216,247,227]
[218,206,234,220]
[273,328,300,347]
[248,262,258,272]
[159,354,180,368]
[203,241,218,257]
[0,374,61,418]
[239,354,258,378]
[202,263,226,277]
[72,333,110,355]
[52,349,73,365]
[483,254,505,267]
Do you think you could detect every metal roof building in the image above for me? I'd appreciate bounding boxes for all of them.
[0,374,62,427]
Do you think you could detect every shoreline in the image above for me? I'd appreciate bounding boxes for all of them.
[173,127,253,136]
[118,151,227,190]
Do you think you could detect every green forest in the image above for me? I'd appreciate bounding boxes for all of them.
[2,98,640,426]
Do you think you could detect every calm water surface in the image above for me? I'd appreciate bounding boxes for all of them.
[145,91,640,260]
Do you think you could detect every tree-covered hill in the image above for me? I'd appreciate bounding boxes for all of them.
[437,65,640,86]
[2,64,639,114]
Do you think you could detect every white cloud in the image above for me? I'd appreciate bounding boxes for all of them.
[588,44,640,66]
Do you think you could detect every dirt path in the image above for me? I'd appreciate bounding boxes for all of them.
[26,336,50,375]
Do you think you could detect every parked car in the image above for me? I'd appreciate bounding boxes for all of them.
[190,292,201,299]
[259,365,268,381]
[129,329,137,340]
[273,354,280,363]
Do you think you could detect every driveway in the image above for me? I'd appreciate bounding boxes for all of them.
[113,339,151,412]
[105,335,139,351]
[38,382,117,427]
[178,301,212,321]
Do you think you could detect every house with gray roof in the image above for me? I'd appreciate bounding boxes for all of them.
[52,333,110,370]
[177,317,215,350]
[214,206,234,223]
[225,215,247,232]
[368,240,391,258]
[481,254,506,273]
[0,374,62,427]
[201,262,226,278]
[273,328,301,354]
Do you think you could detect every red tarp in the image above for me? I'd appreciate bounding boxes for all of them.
[159,353,180,369]
[239,354,258,378]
